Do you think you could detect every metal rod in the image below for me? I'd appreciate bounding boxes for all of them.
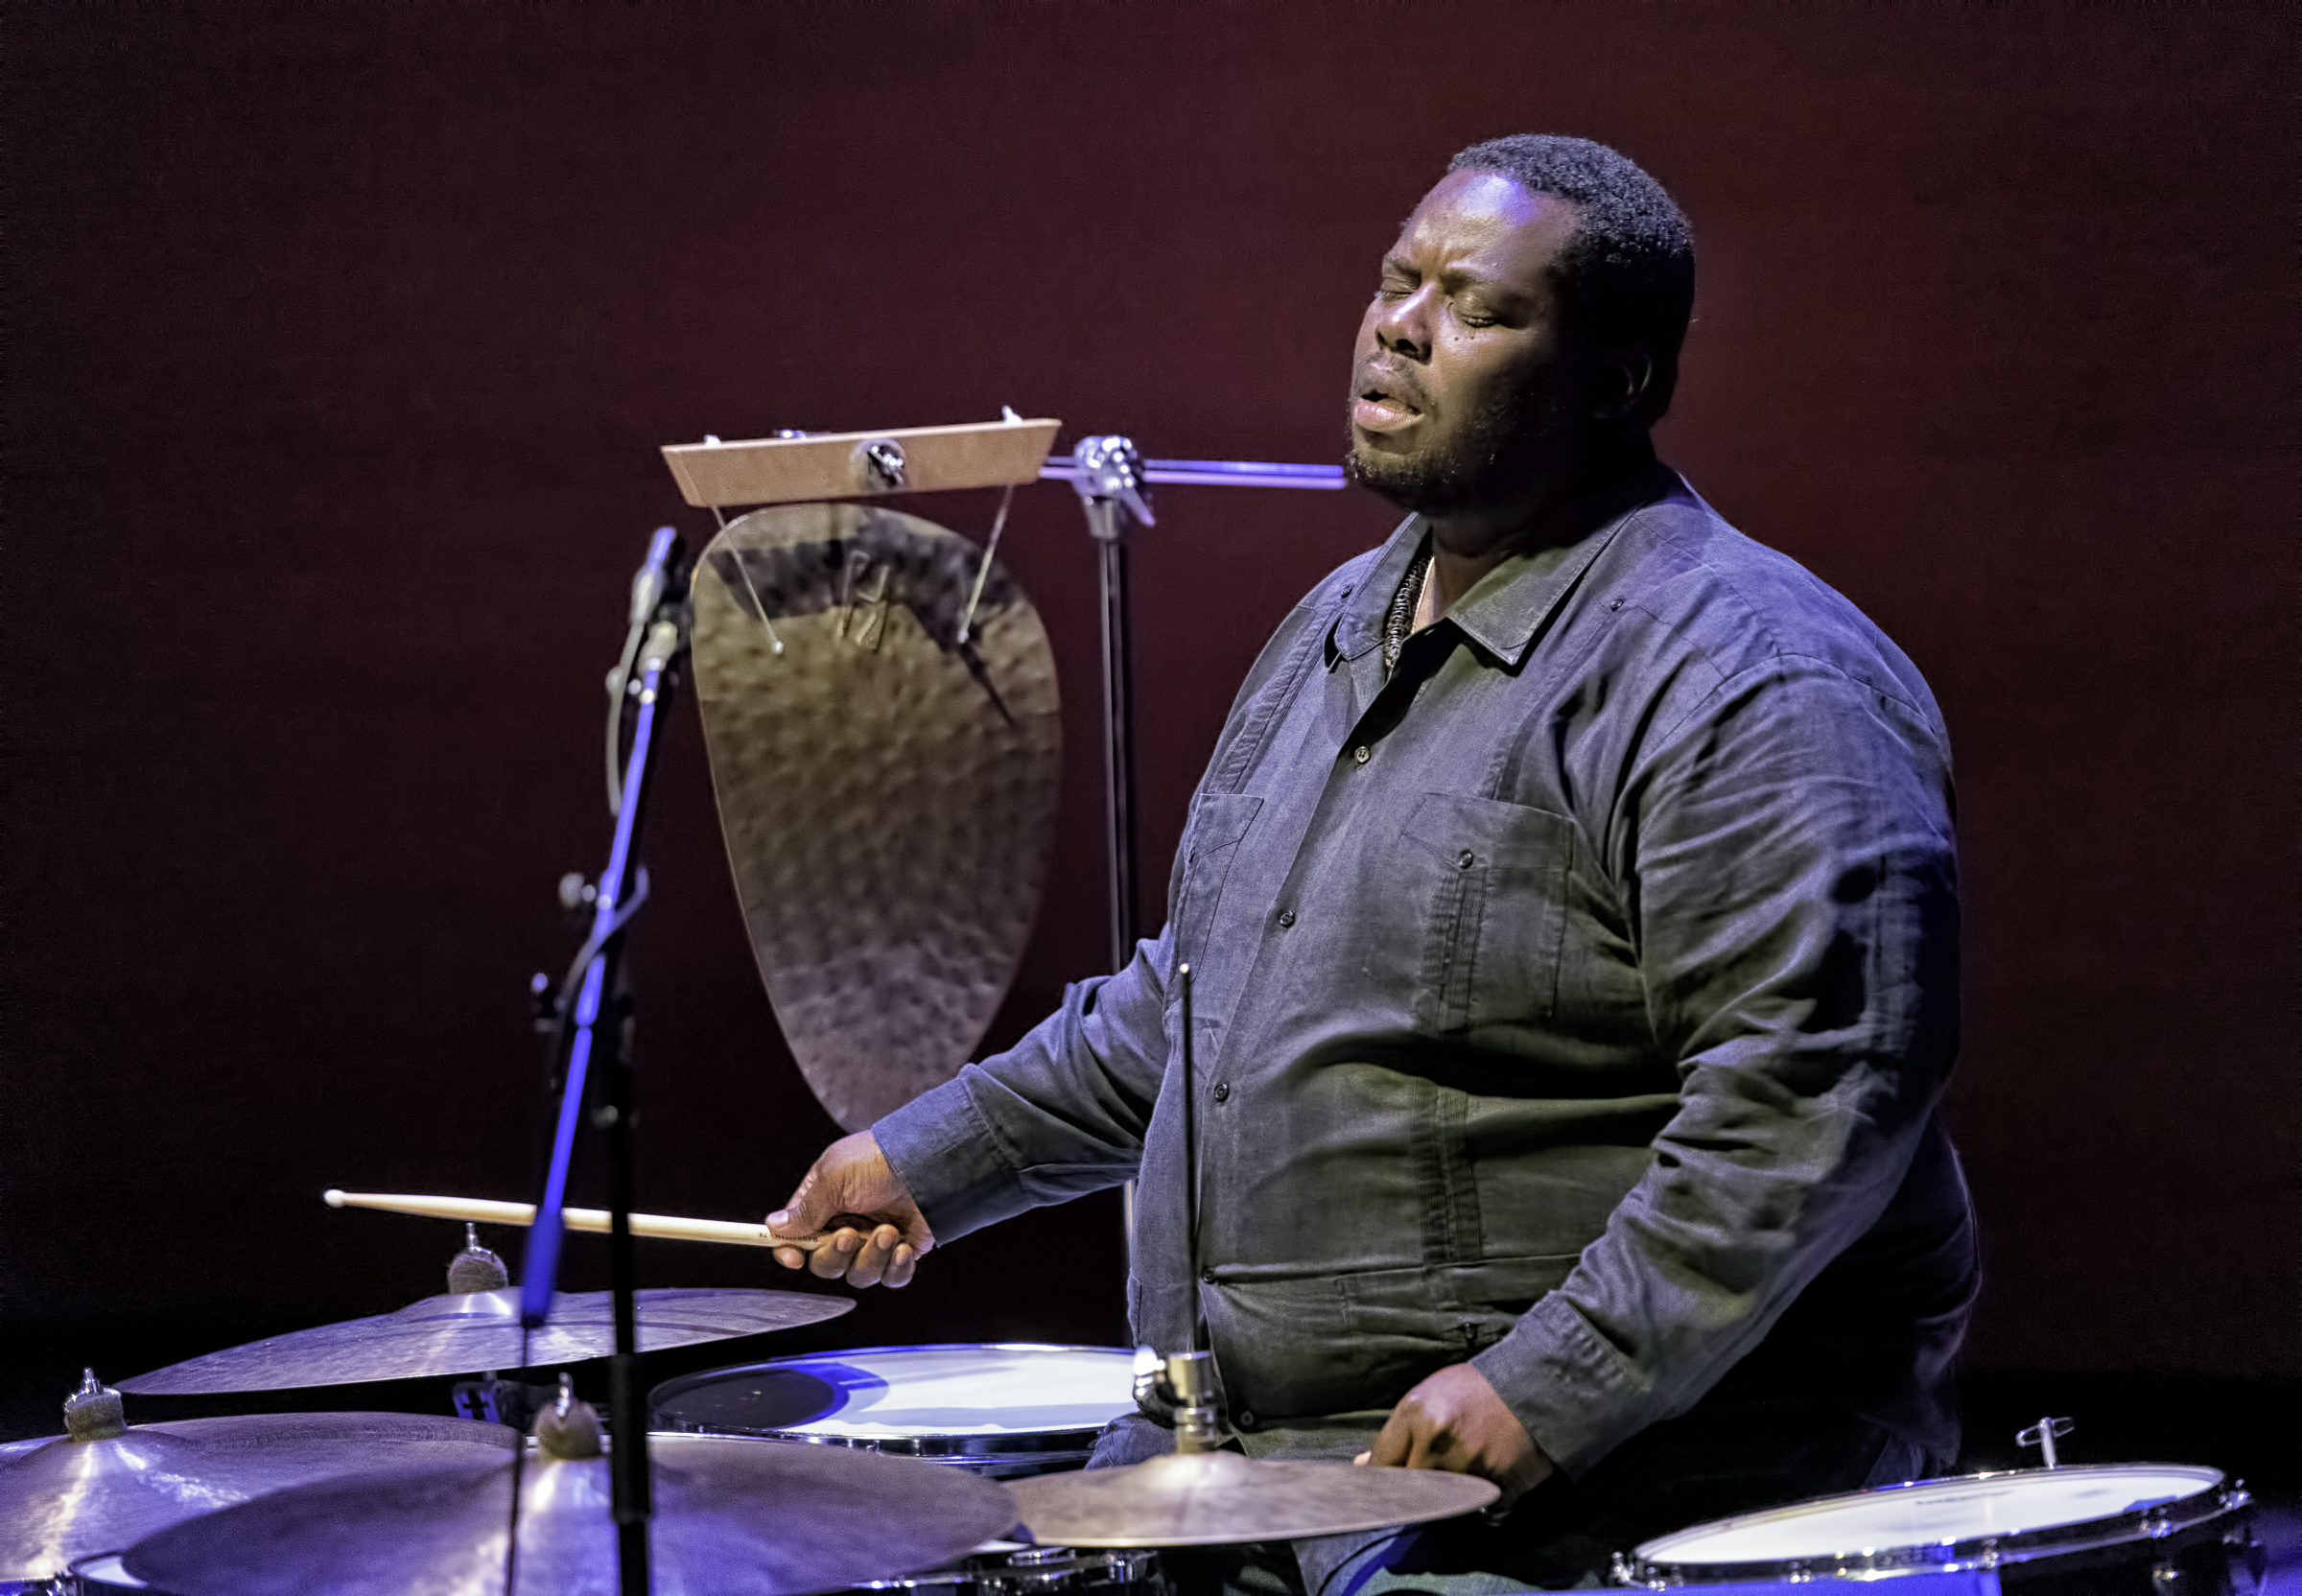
[1092,506,1140,974]
[1178,964,1201,1355]
[1042,458,1345,490]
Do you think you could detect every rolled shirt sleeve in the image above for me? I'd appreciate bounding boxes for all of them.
[1472,660,1960,1476]
[875,926,1174,1241]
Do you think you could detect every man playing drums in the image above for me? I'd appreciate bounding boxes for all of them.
[766,134,1977,1591]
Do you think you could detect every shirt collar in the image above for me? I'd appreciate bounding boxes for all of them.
[1329,458,1681,669]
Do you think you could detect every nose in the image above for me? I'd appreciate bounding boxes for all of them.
[1374,283,1436,362]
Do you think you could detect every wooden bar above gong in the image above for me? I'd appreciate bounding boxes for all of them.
[662,417,1063,508]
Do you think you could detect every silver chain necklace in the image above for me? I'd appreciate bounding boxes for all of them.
[1382,546,1434,676]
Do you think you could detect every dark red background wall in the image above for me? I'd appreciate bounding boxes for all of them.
[5,4,2292,1425]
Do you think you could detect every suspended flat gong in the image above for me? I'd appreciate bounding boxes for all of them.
[692,503,1061,1131]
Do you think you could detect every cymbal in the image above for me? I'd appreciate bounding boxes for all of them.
[125,1432,1022,1596]
[117,1286,854,1395]
[1005,1449,1500,1547]
[0,1404,517,1580]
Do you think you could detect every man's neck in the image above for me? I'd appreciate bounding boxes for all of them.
[1417,435,1657,624]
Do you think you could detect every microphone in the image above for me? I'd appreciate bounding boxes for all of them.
[628,526,679,627]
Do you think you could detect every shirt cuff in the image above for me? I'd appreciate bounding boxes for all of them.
[872,1068,1028,1243]
[1469,1290,1654,1478]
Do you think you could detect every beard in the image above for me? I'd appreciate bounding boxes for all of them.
[1346,375,1570,519]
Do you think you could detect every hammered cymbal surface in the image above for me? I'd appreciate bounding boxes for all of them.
[116,1287,852,1394]
[0,1410,517,1580]
[1004,1450,1499,1547]
[693,504,1062,1131]
[125,1432,1022,1596]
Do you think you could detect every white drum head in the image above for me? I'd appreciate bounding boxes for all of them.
[65,1551,148,1590]
[1633,1465,2225,1577]
[747,1345,1135,1439]
[653,1343,1138,1441]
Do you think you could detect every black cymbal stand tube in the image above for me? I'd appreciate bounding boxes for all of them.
[522,525,688,1596]
[1063,438,1152,1262]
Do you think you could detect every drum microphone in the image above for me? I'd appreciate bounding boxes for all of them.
[627,525,679,628]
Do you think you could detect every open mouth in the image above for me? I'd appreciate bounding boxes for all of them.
[1353,364,1426,433]
[1353,381,1422,433]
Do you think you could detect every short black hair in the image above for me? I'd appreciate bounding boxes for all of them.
[1447,134,1695,379]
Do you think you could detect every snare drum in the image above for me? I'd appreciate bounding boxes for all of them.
[1614,1464,2260,1593]
[650,1344,1139,1479]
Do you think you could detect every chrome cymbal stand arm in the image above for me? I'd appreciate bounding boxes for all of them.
[523,525,688,1596]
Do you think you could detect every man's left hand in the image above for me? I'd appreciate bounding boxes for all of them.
[1355,1364,1556,1509]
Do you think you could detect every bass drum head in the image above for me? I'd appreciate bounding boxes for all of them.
[1623,1465,2247,1586]
[650,1344,1137,1478]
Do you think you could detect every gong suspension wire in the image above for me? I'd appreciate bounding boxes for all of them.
[728,548,786,657]
[955,481,1018,648]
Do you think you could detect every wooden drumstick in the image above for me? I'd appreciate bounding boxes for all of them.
[322,1189,872,1254]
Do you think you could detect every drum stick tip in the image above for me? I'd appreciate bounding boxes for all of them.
[323,1188,345,1207]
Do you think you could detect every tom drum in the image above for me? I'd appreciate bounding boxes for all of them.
[650,1344,1139,1479]
[1614,1464,2260,1593]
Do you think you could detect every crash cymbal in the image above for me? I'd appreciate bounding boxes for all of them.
[125,1431,1021,1596]
[0,1373,517,1581]
[692,502,1063,1132]
[116,1286,853,1395]
[1005,1449,1499,1547]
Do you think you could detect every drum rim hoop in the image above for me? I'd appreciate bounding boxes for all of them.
[1617,1464,2247,1585]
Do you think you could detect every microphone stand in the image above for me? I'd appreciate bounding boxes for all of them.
[521,526,688,1596]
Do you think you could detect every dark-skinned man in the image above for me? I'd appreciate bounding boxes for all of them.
[765,135,1977,1593]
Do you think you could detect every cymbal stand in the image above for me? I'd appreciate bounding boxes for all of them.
[1131,961,1220,1451]
[652,420,1346,1278]
[521,525,690,1596]
[1046,440,1345,1262]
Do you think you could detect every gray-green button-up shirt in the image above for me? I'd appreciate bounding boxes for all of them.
[877,464,1977,1476]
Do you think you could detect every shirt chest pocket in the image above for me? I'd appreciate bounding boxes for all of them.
[1173,792,1263,968]
[1399,792,1574,1032]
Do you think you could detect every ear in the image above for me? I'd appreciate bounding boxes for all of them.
[1590,343,1658,423]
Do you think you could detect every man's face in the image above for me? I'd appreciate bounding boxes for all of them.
[1348,169,1590,525]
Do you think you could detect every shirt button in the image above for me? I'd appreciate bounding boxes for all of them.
[1200,1268,1215,1284]
[1352,744,1371,764]
[1212,1081,1230,1103]
[1277,908,1296,927]
[1457,850,1474,870]
[1236,1410,1257,1429]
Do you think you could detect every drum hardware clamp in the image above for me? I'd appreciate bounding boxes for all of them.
[2016,1414,2075,1468]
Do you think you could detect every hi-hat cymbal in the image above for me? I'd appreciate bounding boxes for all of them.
[117,1287,854,1395]
[0,1405,518,1580]
[124,1432,1021,1596]
[1005,1449,1499,1547]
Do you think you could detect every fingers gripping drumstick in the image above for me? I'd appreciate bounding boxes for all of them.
[322,1189,862,1253]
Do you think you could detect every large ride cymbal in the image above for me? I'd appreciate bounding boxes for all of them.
[1005,1449,1500,1547]
[692,503,1063,1132]
[124,1432,1021,1596]
[116,1287,853,1395]
[0,1406,517,1580]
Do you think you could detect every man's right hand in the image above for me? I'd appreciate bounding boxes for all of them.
[766,1130,934,1289]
